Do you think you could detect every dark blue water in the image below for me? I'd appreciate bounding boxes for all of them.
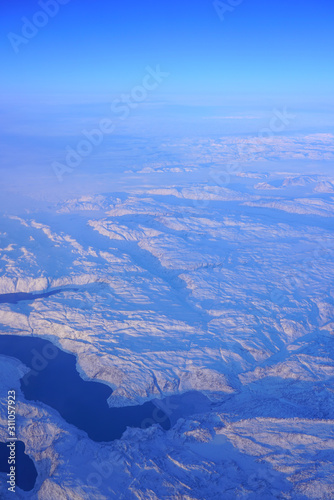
[0,335,170,442]
[0,289,77,304]
[0,441,37,491]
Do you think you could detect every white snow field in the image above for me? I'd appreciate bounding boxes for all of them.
[1,164,334,498]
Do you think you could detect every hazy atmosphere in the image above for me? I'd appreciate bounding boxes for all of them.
[1,1,334,499]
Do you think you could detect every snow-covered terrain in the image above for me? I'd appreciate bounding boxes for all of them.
[1,165,334,498]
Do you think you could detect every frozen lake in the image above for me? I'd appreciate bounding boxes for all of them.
[0,334,170,442]
[0,289,77,304]
[0,440,37,492]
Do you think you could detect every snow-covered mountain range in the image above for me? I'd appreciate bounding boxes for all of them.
[1,168,334,499]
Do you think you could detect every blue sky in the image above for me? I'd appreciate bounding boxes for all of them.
[1,0,333,203]
[1,0,333,103]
